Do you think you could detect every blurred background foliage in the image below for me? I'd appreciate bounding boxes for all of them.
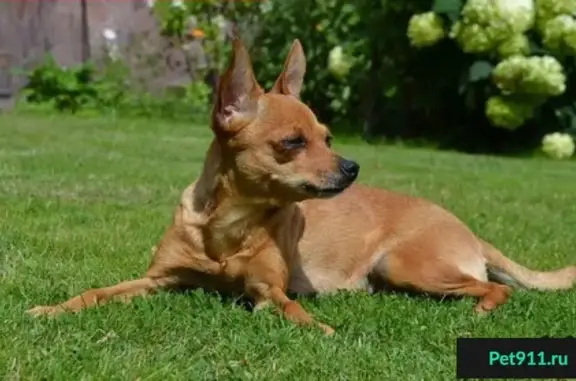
[18,0,576,159]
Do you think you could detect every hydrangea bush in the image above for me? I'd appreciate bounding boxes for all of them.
[407,0,576,158]
[147,0,575,158]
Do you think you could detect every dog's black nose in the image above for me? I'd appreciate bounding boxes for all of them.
[338,158,360,181]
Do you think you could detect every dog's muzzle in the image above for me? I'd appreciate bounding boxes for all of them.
[301,157,360,199]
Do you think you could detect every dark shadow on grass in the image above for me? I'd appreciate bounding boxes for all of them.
[286,287,469,305]
[167,285,258,312]
[164,284,469,316]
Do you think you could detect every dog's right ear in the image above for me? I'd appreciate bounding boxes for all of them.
[214,38,263,132]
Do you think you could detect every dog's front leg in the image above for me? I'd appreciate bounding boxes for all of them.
[246,281,334,335]
[27,245,226,318]
[27,228,227,318]
[241,250,335,336]
[26,276,182,317]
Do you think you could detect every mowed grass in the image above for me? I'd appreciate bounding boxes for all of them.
[1,113,576,381]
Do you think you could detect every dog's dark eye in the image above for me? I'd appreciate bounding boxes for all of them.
[325,135,333,148]
[281,135,306,150]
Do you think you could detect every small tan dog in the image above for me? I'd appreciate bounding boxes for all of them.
[28,38,576,335]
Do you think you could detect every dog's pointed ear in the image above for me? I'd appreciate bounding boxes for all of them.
[270,39,306,98]
[214,37,263,132]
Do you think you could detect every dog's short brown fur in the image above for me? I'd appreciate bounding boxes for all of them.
[28,39,576,335]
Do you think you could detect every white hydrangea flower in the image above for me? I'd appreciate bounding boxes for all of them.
[102,28,120,61]
[542,132,575,159]
[485,95,534,129]
[213,15,227,30]
[102,28,117,41]
[450,22,495,52]
[496,0,536,31]
[535,0,576,29]
[497,34,530,57]
[492,55,566,96]
[259,0,273,14]
[327,46,353,79]
[210,14,228,41]
[541,14,576,53]
[171,0,185,9]
[407,12,446,48]
[451,0,536,53]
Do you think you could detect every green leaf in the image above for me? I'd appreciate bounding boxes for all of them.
[384,85,397,98]
[554,104,576,131]
[458,71,469,95]
[432,0,463,15]
[528,40,549,55]
[468,60,493,83]
[464,87,476,110]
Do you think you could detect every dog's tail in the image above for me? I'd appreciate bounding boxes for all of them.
[481,239,576,290]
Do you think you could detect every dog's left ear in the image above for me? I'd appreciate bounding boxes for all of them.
[270,39,306,98]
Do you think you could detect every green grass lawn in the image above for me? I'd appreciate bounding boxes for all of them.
[1,113,576,380]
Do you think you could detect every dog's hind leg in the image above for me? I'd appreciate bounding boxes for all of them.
[447,277,512,314]
[26,276,182,317]
[373,254,512,314]
[369,232,513,314]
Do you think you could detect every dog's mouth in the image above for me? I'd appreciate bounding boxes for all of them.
[301,183,347,199]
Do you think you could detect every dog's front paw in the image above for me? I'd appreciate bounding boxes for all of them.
[318,323,335,336]
[26,305,65,318]
[253,299,272,312]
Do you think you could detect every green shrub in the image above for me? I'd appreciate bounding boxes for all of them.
[21,56,101,113]
[18,53,211,122]
[250,0,421,134]
[19,54,128,114]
